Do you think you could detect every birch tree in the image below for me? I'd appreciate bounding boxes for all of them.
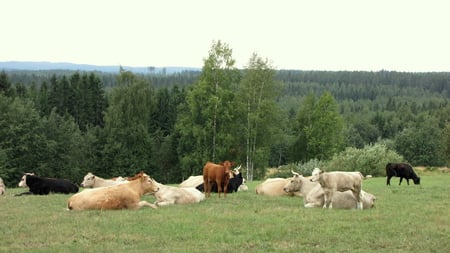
[238,53,280,181]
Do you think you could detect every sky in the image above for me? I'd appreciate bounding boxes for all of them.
[1,0,450,72]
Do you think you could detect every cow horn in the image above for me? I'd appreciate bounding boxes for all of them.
[291,170,300,176]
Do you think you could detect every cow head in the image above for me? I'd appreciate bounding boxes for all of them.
[413,177,421,185]
[310,168,323,182]
[18,173,34,187]
[81,172,95,188]
[283,171,302,193]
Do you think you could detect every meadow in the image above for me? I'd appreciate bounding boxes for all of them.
[0,173,448,253]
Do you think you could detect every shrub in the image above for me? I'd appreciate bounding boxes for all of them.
[326,142,403,176]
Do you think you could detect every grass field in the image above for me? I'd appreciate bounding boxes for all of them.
[0,173,449,253]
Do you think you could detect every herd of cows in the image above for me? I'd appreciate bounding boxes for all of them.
[0,162,421,211]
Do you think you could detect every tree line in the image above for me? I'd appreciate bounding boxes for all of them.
[1,41,449,187]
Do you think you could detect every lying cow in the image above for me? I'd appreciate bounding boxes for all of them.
[284,171,376,209]
[17,173,79,196]
[67,172,159,210]
[179,175,204,188]
[0,177,5,195]
[80,172,127,188]
[385,163,420,186]
[256,178,301,197]
[311,169,364,210]
[152,182,205,207]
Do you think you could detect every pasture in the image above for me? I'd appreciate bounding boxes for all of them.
[0,174,449,253]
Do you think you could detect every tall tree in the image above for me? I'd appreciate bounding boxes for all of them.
[238,53,280,181]
[292,92,344,161]
[176,40,240,175]
[102,72,155,177]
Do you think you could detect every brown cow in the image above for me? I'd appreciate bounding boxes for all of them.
[203,161,234,198]
[67,172,159,210]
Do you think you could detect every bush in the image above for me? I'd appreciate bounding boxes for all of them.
[326,142,403,176]
[275,159,326,178]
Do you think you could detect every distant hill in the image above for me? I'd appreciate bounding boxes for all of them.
[0,61,200,74]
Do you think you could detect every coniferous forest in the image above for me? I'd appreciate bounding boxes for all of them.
[1,42,449,186]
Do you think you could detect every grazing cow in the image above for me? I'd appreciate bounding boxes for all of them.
[386,163,421,186]
[67,172,159,210]
[152,182,205,207]
[203,160,234,198]
[196,166,244,193]
[256,178,302,197]
[17,173,79,196]
[284,171,376,209]
[0,177,5,195]
[80,172,127,188]
[310,169,364,210]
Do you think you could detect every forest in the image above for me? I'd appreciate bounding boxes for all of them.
[1,42,449,186]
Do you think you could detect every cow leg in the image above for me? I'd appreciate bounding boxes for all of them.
[323,191,333,208]
[399,177,403,185]
[406,178,410,185]
[138,200,158,209]
[386,176,391,186]
[216,180,222,198]
[353,190,363,210]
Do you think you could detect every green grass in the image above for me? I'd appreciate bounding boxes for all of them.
[0,174,449,252]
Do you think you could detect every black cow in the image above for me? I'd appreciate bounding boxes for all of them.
[386,163,421,186]
[196,170,244,193]
[16,173,79,196]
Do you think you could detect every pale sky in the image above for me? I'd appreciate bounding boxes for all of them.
[2,0,449,72]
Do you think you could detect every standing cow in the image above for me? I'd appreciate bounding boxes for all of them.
[203,160,234,198]
[386,163,421,186]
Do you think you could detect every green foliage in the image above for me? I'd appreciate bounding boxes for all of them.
[394,115,445,166]
[326,142,404,176]
[291,92,344,162]
[176,40,241,174]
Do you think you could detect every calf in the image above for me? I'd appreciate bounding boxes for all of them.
[310,169,364,210]
[197,166,244,193]
[203,160,234,198]
[17,173,79,196]
[67,172,159,210]
[385,163,420,186]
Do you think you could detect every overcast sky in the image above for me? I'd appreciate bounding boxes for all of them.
[2,0,449,72]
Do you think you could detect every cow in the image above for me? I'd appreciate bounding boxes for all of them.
[256,178,302,197]
[67,172,159,210]
[310,169,364,210]
[152,182,205,207]
[196,166,244,193]
[179,175,203,188]
[385,163,421,186]
[80,172,127,188]
[16,173,79,196]
[284,171,376,209]
[0,177,5,195]
[203,160,234,198]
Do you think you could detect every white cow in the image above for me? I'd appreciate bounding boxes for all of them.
[284,171,376,209]
[80,172,127,188]
[0,177,5,195]
[153,182,205,207]
[310,169,364,210]
[179,175,203,188]
[256,178,301,197]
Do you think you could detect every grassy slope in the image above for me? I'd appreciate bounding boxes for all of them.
[0,174,448,253]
